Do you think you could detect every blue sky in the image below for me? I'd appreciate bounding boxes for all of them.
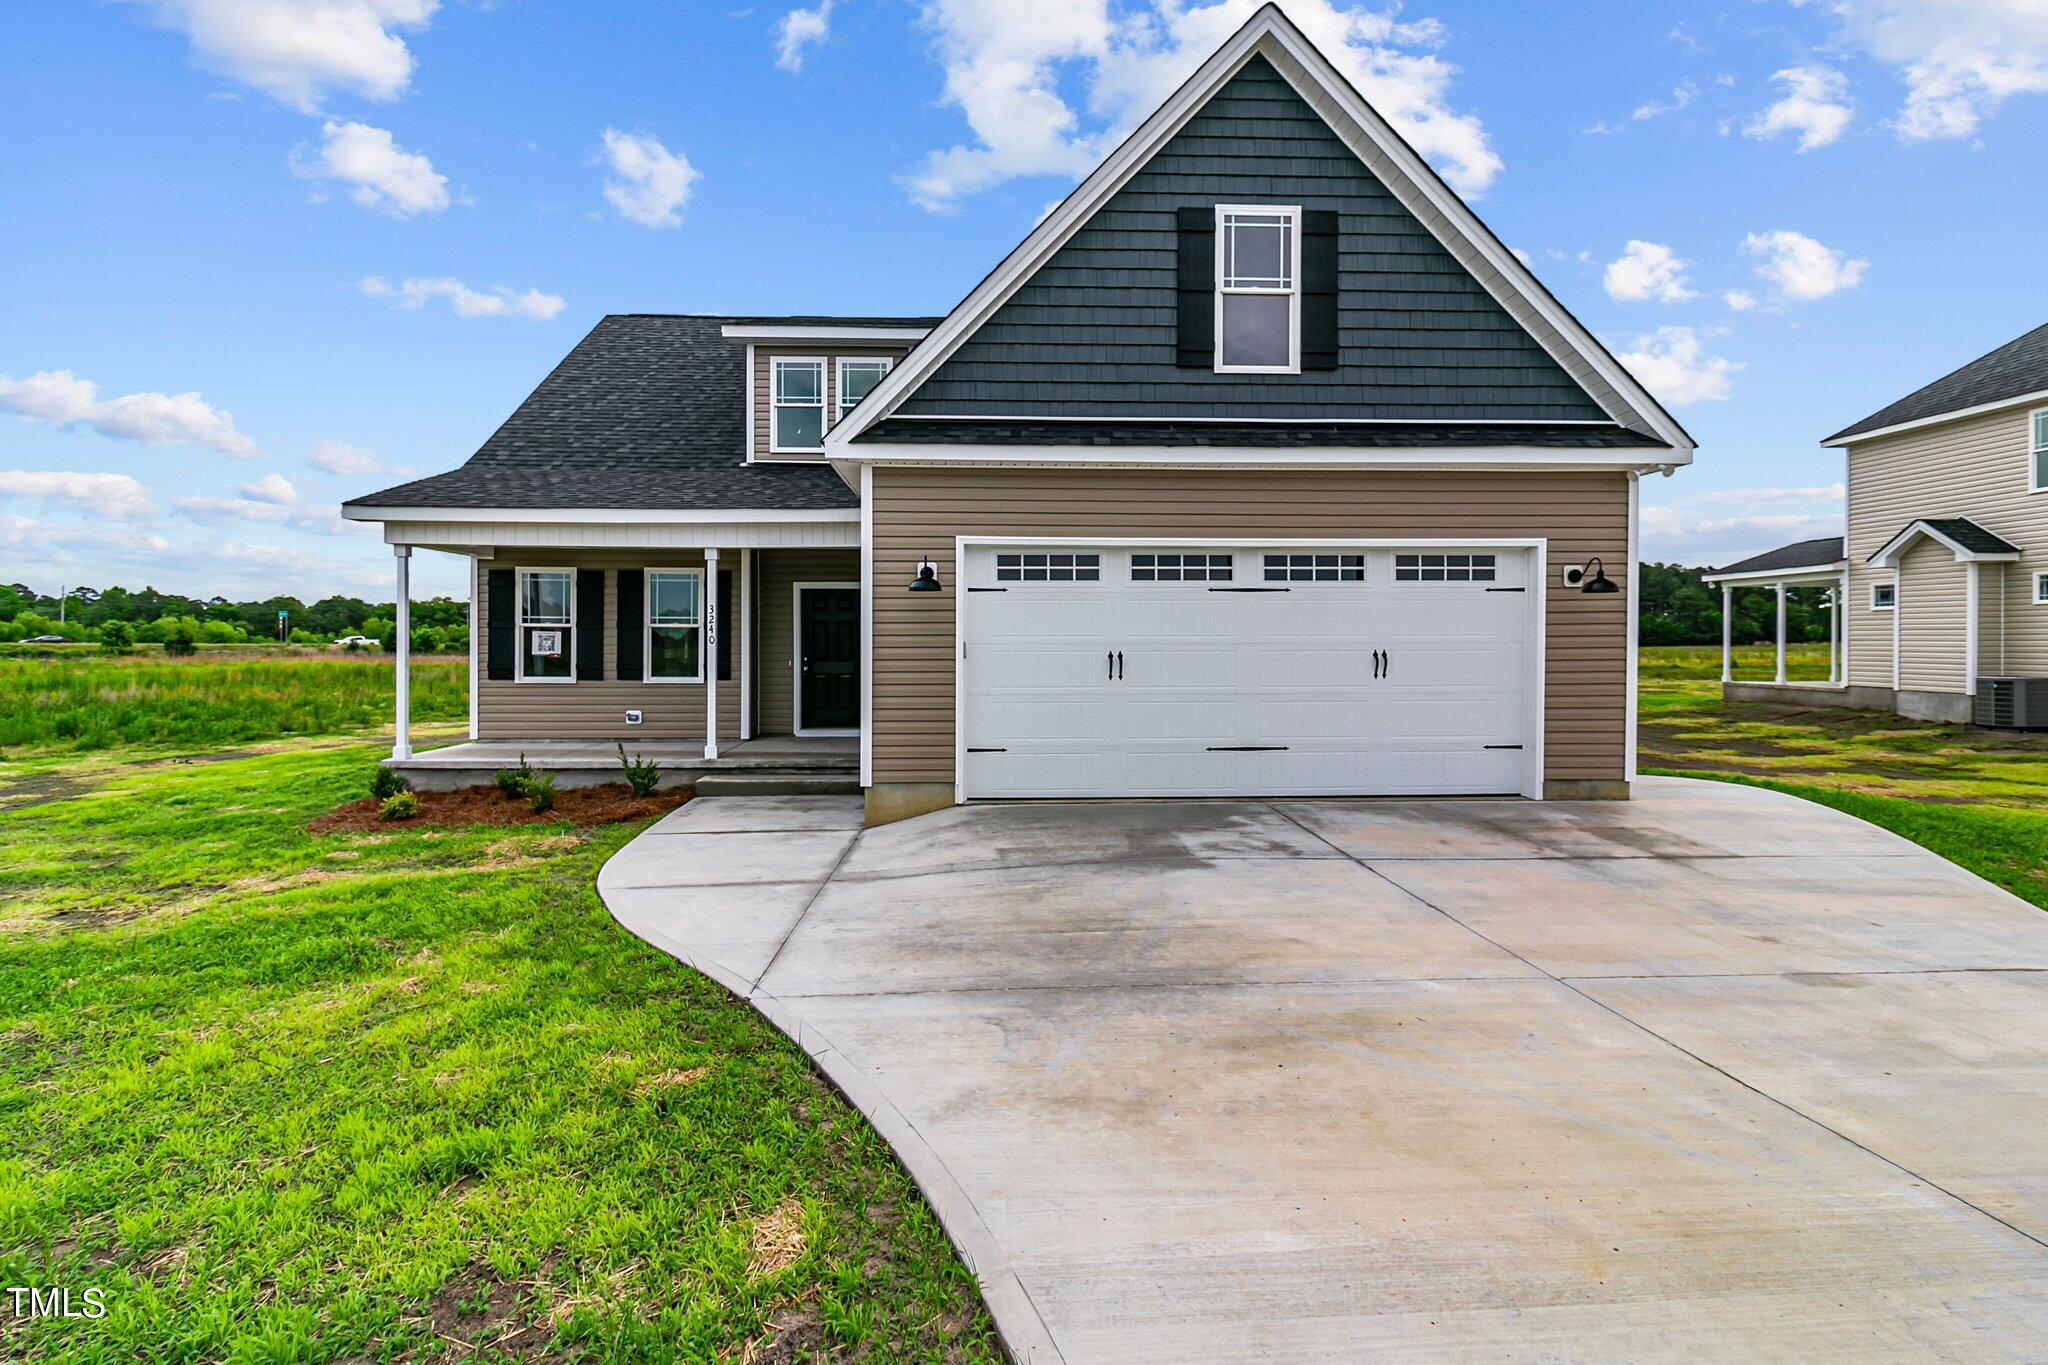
[5,0,2045,603]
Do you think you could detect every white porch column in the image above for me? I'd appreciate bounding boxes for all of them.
[1775,583,1787,684]
[1965,560,1980,697]
[392,544,413,760]
[1828,586,1840,683]
[739,547,753,741]
[703,547,720,761]
[1721,584,1733,682]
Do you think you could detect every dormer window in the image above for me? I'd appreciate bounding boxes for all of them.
[1215,204,1300,374]
[772,357,826,451]
[839,357,892,423]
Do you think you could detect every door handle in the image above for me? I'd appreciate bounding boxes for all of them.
[1117,651,1124,680]
[1107,650,1114,680]
[1382,650,1390,679]
[1372,649,1383,679]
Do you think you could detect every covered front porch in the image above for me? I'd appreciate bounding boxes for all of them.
[356,505,866,792]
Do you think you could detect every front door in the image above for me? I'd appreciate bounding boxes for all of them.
[798,586,860,731]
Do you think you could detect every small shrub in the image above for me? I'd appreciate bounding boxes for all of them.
[525,772,556,814]
[617,742,661,797]
[161,620,199,657]
[97,620,135,655]
[494,752,537,798]
[380,791,420,821]
[370,766,411,801]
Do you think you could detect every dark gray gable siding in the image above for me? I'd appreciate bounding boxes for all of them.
[894,56,1607,424]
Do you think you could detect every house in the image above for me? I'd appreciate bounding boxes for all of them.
[1704,320,2048,723]
[341,4,1693,825]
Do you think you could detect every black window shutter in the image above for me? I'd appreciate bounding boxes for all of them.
[1175,205,1215,369]
[576,570,605,680]
[717,570,735,682]
[486,569,515,681]
[615,569,644,681]
[1301,210,1340,371]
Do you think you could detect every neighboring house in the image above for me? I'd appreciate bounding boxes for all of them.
[342,5,1693,823]
[1706,321,2048,723]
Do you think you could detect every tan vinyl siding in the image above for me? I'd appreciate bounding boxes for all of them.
[1897,539,1966,691]
[474,551,741,742]
[869,466,1630,787]
[753,548,860,735]
[753,346,910,462]
[1845,404,2042,690]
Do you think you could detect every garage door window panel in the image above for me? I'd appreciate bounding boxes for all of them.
[1394,553,1497,583]
[1131,552,1233,582]
[1265,553,1364,583]
[995,552,1100,583]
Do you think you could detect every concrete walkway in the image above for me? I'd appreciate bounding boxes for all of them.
[597,778,2048,1362]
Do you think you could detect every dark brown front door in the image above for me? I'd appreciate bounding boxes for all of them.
[799,587,859,730]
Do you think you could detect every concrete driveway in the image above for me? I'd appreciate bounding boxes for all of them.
[598,777,2048,1362]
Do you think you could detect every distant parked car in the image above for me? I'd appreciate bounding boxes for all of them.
[25,635,70,644]
[334,635,380,648]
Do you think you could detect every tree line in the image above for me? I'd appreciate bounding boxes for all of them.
[1638,561,1833,646]
[0,582,468,653]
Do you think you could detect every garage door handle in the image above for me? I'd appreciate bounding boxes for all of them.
[1116,650,1124,680]
[1108,650,1114,679]
[1382,650,1390,678]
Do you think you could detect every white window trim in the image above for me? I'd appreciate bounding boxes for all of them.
[1871,581,1896,611]
[770,356,828,454]
[515,566,576,684]
[836,356,893,426]
[644,567,706,684]
[2032,570,2048,605]
[2030,407,2048,493]
[1213,203,1301,376]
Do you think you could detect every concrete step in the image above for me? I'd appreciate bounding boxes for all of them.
[692,771,861,797]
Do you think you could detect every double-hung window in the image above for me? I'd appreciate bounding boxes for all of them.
[2032,409,2048,492]
[838,358,892,425]
[772,358,826,452]
[517,569,574,682]
[646,569,704,682]
[1215,205,1300,373]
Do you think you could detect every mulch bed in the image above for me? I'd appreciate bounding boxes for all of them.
[309,782,691,833]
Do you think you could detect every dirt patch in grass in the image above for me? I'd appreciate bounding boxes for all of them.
[308,783,690,833]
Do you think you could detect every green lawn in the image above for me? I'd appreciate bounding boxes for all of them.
[1638,644,2048,912]
[0,710,998,1357]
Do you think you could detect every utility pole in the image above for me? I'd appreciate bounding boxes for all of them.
[58,586,67,624]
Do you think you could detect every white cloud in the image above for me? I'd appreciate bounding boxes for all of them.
[904,0,1501,211]
[597,128,701,229]
[359,275,565,320]
[1632,81,1698,121]
[0,470,158,520]
[1603,240,1699,304]
[1683,482,1845,506]
[295,120,449,217]
[1742,228,1868,301]
[1616,325,1742,406]
[1787,0,2048,140]
[777,1,834,72]
[134,0,438,113]
[240,472,299,504]
[0,369,261,458]
[1744,65,1854,150]
[306,438,404,477]
[173,494,355,536]
[1723,288,1757,311]
[1641,506,1845,566]
[0,513,397,598]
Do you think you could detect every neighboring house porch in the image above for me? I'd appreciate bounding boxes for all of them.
[1702,536,1848,706]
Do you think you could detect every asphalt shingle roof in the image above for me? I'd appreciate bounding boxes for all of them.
[1919,517,2020,555]
[343,315,860,512]
[1713,536,1846,576]
[1829,322,2048,441]
[724,315,943,328]
[854,418,1665,448]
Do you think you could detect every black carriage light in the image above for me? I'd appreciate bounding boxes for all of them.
[1578,556,1621,594]
[907,556,943,592]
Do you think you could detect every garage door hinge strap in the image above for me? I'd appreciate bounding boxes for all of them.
[1208,587,1290,592]
[968,587,1008,592]
[967,747,1008,753]
[1483,744,1524,750]
[1207,745,1290,751]
[1485,587,1526,593]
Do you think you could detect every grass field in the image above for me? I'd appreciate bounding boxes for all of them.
[1638,643,2048,912]
[0,654,465,758]
[0,666,999,1360]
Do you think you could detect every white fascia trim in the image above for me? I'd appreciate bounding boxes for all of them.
[341,506,859,525]
[824,6,1694,460]
[1824,387,2048,447]
[1867,521,2022,568]
[721,325,932,341]
[832,444,1683,472]
[1700,562,1848,586]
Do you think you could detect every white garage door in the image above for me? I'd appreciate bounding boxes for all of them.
[960,544,1537,799]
